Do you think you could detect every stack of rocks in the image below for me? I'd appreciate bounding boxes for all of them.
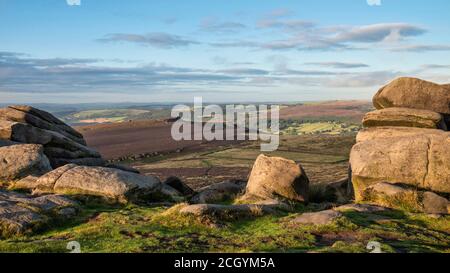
[0,105,104,168]
[349,77,450,215]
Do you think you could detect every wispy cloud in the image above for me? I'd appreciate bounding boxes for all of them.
[390,44,450,52]
[97,33,199,49]
[305,62,370,69]
[200,17,246,34]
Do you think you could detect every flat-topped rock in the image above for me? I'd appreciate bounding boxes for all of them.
[12,164,182,204]
[356,126,448,143]
[373,77,450,114]
[362,107,447,130]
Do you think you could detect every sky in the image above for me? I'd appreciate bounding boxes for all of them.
[1,0,450,103]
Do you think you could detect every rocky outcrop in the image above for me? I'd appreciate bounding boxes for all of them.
[350,133,450,201]
[0,190,78,237]
[0,105,104,169]
[12,164,182,204]
[362,107,447,130]
[373,77,450,114]
[0,144,52,183]
[240,154,309,203]
[350,77,450,214]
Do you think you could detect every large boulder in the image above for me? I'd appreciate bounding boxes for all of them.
[349,133,450,201]
[373,77,450,114]
[0,190,78,237]
[13,164,182,204]
[356,126,448,143]
[362,108,447,130]
[0,144,52,184]
[240,154,309,203]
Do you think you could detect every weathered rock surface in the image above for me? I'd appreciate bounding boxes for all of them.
[350,133,450,201]
[290,210,342,225]
[241,154,309,203]
[0,190,78,237]
[359,182,449,215]
[0,144,52,183]
[373,77,450,114]
[362,108,447,130]
[191,180,245,204]
[0,106,103,168]
[356,126,448,143]
[0,106,85,145]
[12,164,181,204]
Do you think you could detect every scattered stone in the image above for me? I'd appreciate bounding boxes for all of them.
[241,154,309,203]
[164,177,195,197]
[422,192,450,215]
[373,77,450,114]
[191,180,246,204]
[0,190,78,237]
[350,133,450,201]
[362,107,447,130]
[290,210,342,225]
[0,144,52,183]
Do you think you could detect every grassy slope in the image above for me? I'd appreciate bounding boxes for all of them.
[0,204,448,253]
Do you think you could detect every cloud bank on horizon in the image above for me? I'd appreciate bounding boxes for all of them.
[0,0,449,103]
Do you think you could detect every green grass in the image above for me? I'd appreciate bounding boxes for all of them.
[1,203,448,253]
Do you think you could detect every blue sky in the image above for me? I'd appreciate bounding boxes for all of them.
[1,0,450,103]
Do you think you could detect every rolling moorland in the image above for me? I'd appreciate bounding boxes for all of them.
[0,93,449,253]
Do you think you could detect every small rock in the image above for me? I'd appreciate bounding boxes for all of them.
[290,210,342,225]
[422,192,449,215]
